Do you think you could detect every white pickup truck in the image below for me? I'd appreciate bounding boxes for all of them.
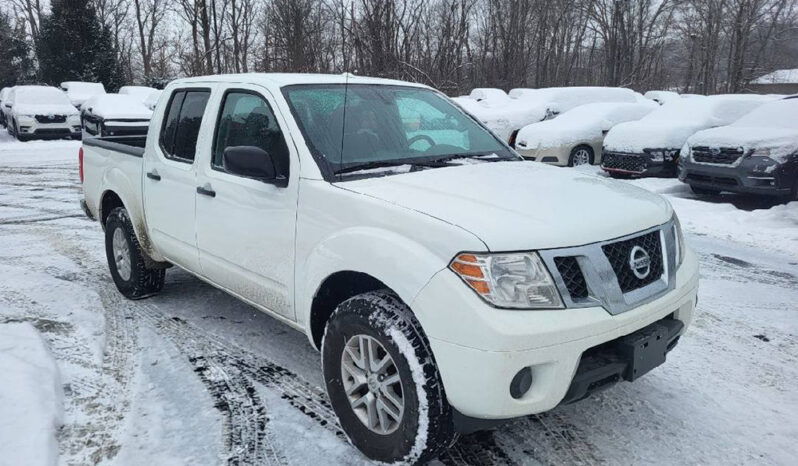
[80,73,699,464]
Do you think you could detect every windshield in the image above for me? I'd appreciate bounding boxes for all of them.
[16,87,72,106]
[282,84,516,176]
[643,98,712,122]
[731,99,797,129]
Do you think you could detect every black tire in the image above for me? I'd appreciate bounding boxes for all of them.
[322,290,455,464]
[104,207,165,299]
[690,185,720,196]
[568,145,594,167]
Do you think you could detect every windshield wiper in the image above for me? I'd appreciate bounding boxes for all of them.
[333,160,413,175]
[419,152,517,165]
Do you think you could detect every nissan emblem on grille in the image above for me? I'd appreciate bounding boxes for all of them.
[629,246,651,279]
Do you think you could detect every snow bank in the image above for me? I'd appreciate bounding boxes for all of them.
[0,322,63,466]
[516,102,655,149]
[82,94,153,120]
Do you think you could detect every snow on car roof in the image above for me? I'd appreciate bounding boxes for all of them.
[119,86,158,97]
[516,102,655,149]
[729,98,798,128]
[60,82,106,95]
[13,86,73,106]
[82,94,153,119]
[469,88,510,102]
[508,86,638,113]
[173,73,431,90]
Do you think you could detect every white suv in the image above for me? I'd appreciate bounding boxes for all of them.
[6,86,81,141]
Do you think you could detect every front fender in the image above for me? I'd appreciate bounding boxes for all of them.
[297,226,475,343]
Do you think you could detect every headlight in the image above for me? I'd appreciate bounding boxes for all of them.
[17,114,35,120]
[648,149,664,162]
[672,214,685,268]
[449,252,563,309]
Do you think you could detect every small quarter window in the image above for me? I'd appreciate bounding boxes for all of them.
[159,89,210,162]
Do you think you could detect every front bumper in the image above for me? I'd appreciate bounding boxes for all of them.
[412,247,698,419]
[602,150,678,177]
[16,119,81,139]
[679,155,795,196]
[516,146,571,166]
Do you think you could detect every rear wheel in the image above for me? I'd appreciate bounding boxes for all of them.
[104,207,165,299]
[690,185,720,196]
[322,290,455,463]
[568,145,594,167]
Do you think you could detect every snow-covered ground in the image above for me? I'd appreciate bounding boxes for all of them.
[0,133,796,465]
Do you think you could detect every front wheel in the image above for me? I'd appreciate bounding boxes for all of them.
[568,145,594,167]
[104,207,165,299]
[322,290,455,463]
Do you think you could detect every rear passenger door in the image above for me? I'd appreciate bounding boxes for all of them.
[194,85,298,319]
[143,86,212,272]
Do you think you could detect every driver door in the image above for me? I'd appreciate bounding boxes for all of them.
[194,85,298,319]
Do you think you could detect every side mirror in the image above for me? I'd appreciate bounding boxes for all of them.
[223,146,286,186]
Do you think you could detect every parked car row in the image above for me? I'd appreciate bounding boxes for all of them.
[0,82,160,141]
[457,85,796,201]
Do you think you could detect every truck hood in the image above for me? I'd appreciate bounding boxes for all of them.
[604,120,706,152]
[339,161,672,251]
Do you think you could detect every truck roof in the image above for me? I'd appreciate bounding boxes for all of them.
[171,73,431,90]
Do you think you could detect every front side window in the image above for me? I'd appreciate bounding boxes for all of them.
[213,91,289,177]
[159,89,210,162]
[282,84,516,178]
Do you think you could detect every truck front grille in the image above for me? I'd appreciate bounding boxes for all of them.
[35,114,67,123]
[602,231,663,293]
[554,256,588,300]
[692,146,743,165]
[602,152,646,173]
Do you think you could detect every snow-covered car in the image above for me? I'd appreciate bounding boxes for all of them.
[679,98,798,200]
[644,90,680,105]
[602,95,771,178]
[509,86,641,117]
[142,89,162,110]
[60,81,106,109]
[514,102,657,166]
[80,94,152,138]
[118,85,159,104]
[6,85,81,141]
[454,86,640,143]
[80,73,698,463]
[0,86,13,127]
[452,91,546,142]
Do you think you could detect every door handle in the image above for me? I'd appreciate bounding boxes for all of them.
[196,185,216,197]
[146,171,161,181]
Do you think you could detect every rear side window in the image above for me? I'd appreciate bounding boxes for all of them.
[159,89,210,162]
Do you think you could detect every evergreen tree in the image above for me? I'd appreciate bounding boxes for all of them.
[36,0,123,90]
[0,12,35,87]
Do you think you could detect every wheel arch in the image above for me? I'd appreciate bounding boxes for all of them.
[308,270,390,350]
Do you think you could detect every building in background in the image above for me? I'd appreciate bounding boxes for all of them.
[748,69,798,94]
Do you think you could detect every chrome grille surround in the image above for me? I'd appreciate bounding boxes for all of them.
[538,218,677,315]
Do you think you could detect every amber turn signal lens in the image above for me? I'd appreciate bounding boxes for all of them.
[466,279,490,295]
[450,261,484,278]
